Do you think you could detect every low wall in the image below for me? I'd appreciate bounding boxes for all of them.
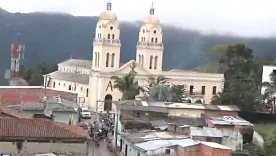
[0,141,88,156]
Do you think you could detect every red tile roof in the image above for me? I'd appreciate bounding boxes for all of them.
[0,87,77,106]
[0,108,32,118]
[0,118,89,140]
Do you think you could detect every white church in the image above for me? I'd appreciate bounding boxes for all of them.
[45,2,224,110]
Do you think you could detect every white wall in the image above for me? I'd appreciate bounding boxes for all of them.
[261,65,276,94]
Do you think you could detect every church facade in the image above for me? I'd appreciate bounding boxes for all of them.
[45,2,224,110]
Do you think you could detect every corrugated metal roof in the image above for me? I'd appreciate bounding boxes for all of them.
[205,114,254,126]
[47,71,89,84]
[190,127,223,138]
[134,138,231,151]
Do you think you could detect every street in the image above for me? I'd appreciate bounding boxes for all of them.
[83,113,116,156]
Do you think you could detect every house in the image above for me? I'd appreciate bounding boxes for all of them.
[0,86,78,106]
[167,116,206,134]
[0,118,91,156]
[204,114,253,150]
[119,131,232,156]
[115,100,168,133]
[166,102,239,117]
[21,96,80,125]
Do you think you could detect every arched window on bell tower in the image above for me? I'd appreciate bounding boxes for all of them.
[106,53,110,67]
[111,53,115,67]
[149,56,153,69]
[154,56,158,69]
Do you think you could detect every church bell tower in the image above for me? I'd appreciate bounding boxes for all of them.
[92,1,121,72]
[136,3,164,71]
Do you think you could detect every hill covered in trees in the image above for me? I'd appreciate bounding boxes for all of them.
[1,9,276,84]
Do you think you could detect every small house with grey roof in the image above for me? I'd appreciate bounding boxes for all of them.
[21,96,79,125]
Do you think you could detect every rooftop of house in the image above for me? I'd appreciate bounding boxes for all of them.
[134,138,231,152]
[204,114,254,126]
[0,118,89,140]
[46,71,89,84]
[58,58,92,69]
[120,130,188,144]
[167,116,206,127]
[0,108,32,118]
[21,96,78,112]
[115,100,240,112]
[114,100,168,113]
[190,126,223,138]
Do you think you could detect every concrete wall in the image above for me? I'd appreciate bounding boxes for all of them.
[119,137,146,156]
[22,110,79,125]
[0,141,89,156]
[168,108,204,117]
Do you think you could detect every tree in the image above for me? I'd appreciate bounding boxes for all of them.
[211,44,263,111]
[147,76,170,88]
[28,68,44,86]
[171,84,187,102]
[148,84,172,102]
[111,73,143,100]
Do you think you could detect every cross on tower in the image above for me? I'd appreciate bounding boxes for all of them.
[129,62,137,75]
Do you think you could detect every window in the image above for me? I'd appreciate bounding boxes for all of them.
[154,56,158,69]
[165,149,170,154]
[99,26,101,29]
[201,86,206,95]
[149,56,153,69]
[137,153,140,156]
[97,52,100,67]
[108,34,110,39]
[99,33,102,38]
[136,112,140,118]
[189,85,194,95]
[58,82,60,86]
[155,38,158,43]
[141,55,144,67]
[106,53,110,67]
[138,55,141,64]
[110,26,113,30]
[111,53,115,67]
[151,38,154,42]
[212,86,217,95]
[94,52,98,66]
[154,30,156,34]
[81,87,83,91]
[141,37,143,42]
[112,34,115,39]
[68,85,72,91]
[53,81,55,88]
[143,29,145,33]
[86,88,89,97]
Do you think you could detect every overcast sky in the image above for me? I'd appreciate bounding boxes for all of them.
[1,0,276,37]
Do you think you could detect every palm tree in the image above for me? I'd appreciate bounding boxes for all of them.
[111,73,143,100]
[148,84,172,102]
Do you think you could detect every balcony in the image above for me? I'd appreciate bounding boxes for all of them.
[136,42,164,49]
[188,91,205,98]
[93,38,121,46]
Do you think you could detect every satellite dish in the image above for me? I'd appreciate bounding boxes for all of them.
[44,107,53,117]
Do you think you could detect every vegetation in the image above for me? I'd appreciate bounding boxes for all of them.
[111,73,143,100]
[148,84,172,102]
[210,44,267,111]
[18,64,57,86]
[171,84,187,103]
[1,10,276,85]
[262,71,276,100]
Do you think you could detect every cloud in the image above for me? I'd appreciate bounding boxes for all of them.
[1,0,276,36]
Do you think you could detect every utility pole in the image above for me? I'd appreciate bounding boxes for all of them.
[74,65,79,91]
[92,100,99,156]
[43,74,48,109]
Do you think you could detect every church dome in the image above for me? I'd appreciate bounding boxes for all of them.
[100,10,117,21]
[143,4,160,25]
[144,15,160,25]
[99,2,117,21]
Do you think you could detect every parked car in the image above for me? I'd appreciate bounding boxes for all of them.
[81,108,92,119]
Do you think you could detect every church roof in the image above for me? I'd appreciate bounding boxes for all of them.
[58,59,92,69]
[47,71,89,84]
